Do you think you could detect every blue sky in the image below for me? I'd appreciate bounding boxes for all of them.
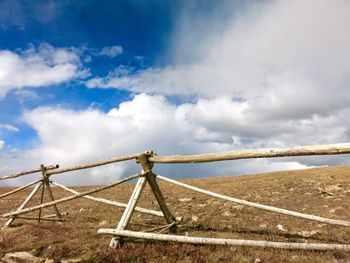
[0,0,238,149]
[1,0,350,185]
[0,0,178,148]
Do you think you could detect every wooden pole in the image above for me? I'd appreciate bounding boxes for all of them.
[38,182,46,223]
[157,175,350,228]
[2,173,141,218]
[138,154,176,228]
[109,176,147,248]
[42,212,69,218]
[40,165,61,219]
[149,143,350,163]
[46,153,139,176]
[3,181,43,228]
[51,181,164,217]
[98,229,350,251]
[14,216,65,221]
[0,165,59,180]
[0,179,43,199]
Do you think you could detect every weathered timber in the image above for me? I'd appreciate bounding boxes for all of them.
[47,153,139,176]
[149,143,350,163]
[42,212,69,218]
[3,182,43,228]
[138,154,176,226]
[51,181,164,217]
[109,176,147,248]
[0,179,43,199]
[2,174,141,218]
[0,165,59,180]
[157,175,350,228]
[14,216,65,221]
[41,164,61,218]
[97,229,350,251]
[38,182,46,223]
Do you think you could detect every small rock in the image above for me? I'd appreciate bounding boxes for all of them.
[197,203,207,207]
[61,259,83,263]
[79,208,85,212]
[276,224,288,232]
[329,207,345,215]
[98,220,107,226]
[179,198,192,202]
[207,200,221,205]
[191,215,199,222]
[325,184,342,192]
[254,258,262,263]
[259,223,268,229]
[232,204,244,210]
[222,211,232,217]
[2,252,45,263]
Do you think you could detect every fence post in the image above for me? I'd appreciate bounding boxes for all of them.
[138,152,176,231]
[40,164,61,219]
[109,176,147,248]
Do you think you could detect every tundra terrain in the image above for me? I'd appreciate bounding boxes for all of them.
[1,166,350,262]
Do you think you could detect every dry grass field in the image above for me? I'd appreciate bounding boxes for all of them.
[1,166,350,262]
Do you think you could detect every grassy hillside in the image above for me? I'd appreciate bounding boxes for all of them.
[1,166,350,262]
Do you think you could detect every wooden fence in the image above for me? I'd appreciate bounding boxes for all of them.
[1,143,350,251]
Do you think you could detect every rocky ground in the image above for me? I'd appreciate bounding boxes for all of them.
[1,166,350,262]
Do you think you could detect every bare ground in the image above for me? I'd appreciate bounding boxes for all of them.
[1,166,350,262]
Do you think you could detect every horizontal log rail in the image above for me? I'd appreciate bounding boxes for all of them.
[46,153,139,176]
[2,143,350,181]
[97,229,350,251]
[0,165,59,180]
[149,143,350,163]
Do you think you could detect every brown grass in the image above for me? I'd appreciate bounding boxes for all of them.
[1,166,350,262]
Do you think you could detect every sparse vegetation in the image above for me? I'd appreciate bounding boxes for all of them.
[1,166,350,262]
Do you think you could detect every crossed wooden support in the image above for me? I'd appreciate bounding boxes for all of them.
[109,152,177,248]
[3,164,63,228]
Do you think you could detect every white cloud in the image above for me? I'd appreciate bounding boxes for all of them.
[6,94,185,185]
[88,0,350,118]
[0,124,19,132]
[97,45,123,58]
[0,140,4,151]
[0,43,87,98]
[2,93,349,186]
[84,0,350,160]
